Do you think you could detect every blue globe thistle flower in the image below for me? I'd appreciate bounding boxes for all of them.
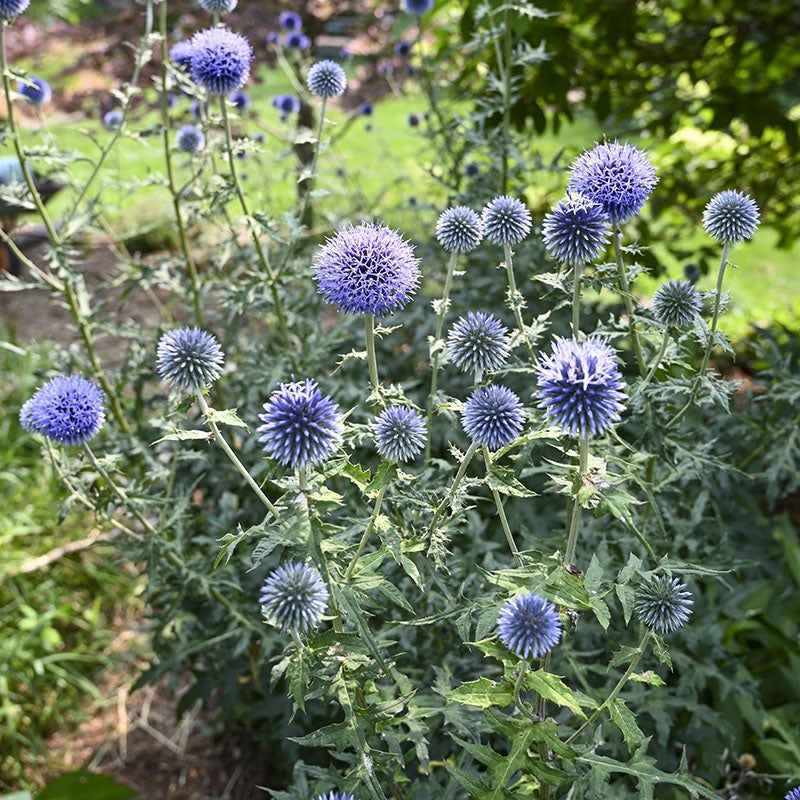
[497,593,562,659]
[314,221,421,317]
[373,405,426,463]
[284,31,311,49]
[358,101,374,116]
[198,0,237,13]
[266,31,280,44]
[307,60,347,98]
[103,110,123,131]
[169,40,195,71]
[0,0,29,21]
[447,312,511,375]
[166,92,178,109]
[315,793,356,800]
[17,75,51,106]
[407,112,420,127]
[189,100,208,119]
[189,27,252,95]
[541,193,610,266]
[683,262,700,284]
[20,375,106,446]
[272,94,300,114]
[568,140,658,224]
[229,90,250,110]
[435,206,483,253]
[260,562,329,633]
[651,279,702,328]
[156,327,225,391]
[176,125,205,153]
[634,575,693,635]
[536,336,626,437]
[279,10,302,29]
[462,384,525,451]
[481,195,532,246]
[702,189,760,245]
[257,379,342,470]
[402,0,433,15]
[463,162,480,178]
[394,41,412,57]
[785,789,800,800]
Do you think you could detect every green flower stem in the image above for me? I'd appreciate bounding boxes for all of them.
[365,314,382,407]
[612,228,646,376]
[219,96,293,355]
[0,226,62,290]
[504,243,533,358]
[428,440,480,540]
[536,652,551,800]
[344,483,388,580]
[482,446,523,566]
[512,660,537,722]
[571,261,583,337]
[639,330,671,390]
[195,392,279,518]
[424,250,459,464]
[565,629,650,745]
[563,434,590,567]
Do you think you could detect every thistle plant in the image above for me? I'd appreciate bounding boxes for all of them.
[446,311,511,383]
[260,562,329,635]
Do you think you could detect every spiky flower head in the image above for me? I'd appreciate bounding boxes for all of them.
[20,375,106,446]
[541,193,610,266]
[169,40,195,71]
[651,279,702,328]
[285,31,311,49]
[481,195,532,246]
[315,793,356,800]
[536,336,626,437]
[156,327,225,391]
[394,41,412,57]
[103,110,123,131]
[785,788,800,800]
[198,0,237,13]
[230,90,250,110]
[17,75,51,105]
[435,206,483,253]
[279,10,302,29]
[568,140,658,224]
[314,221,420,317]
[307,60,347,98]
[257,379,342,470]
[447,312,511,376]
[176,125,205,153]
[634,575,693,635]
[259,562,329,633]
[0,0,29,21]
[497,593,562,659]
[272,94,300,114]
[189,27,252,95]
[702,190,760,245]
[358,102,374,116]
[373,405,426,463]
[401,0,433,14]
[462,384,525,451]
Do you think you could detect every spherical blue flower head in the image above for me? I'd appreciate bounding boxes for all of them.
[497,594,562,659]
[103,110,123,131]
[461,384,525,450]
[394,41,412,57]
[402,0,433,15]
[307,60,347,98]
[169,40,195,71]
[0,0,29,21]
[464,162,480,178]
[651,279,702,328]
[257,379,342,470]
[435,206,483,253]
[358,102,374,116]
[785,789,800,800]
[568,141,658,224]
[189,27,252,95]
[284,31,311,49]
[447,311,511,375]
[541,193,610,266]
[272,94,300,114]
[279,10,302,30]
[17,75,51,105]
[20,375,106,446]
[634,575,693,635]
[229,90,250,110]
[702,189,760,245]
[314,793,356,800]
[536,336,626,437]
[176,125,205,154]
[314,221,421,317]
[259,562,329,633]
[407,112,420,127]
[198,0,237,13]
[156,327,224,391]
[373,405,426,463]
[481,195,532,246]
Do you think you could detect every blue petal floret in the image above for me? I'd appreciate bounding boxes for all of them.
[307,60,347,98]
[447,312,511,375]
[541,193,610,266]
[189,27,252,95]
[497,593,562,659]
[435,206,483,253]
[176,125,205,153]
[17,75,51,105]
[481,195,532,246]
[314,221,420,317]
[156,327,224,391]
[568,140,658,224]
[536,336,626,437]
[0,0,30,21]
[257,379,342,470]
[702,189,760,245]
[461,384,525,451]
[634,575,693,635]
[259,562,329,633]
[20,375,106,446]
[651,280,702,328]
[373,405,426,463]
